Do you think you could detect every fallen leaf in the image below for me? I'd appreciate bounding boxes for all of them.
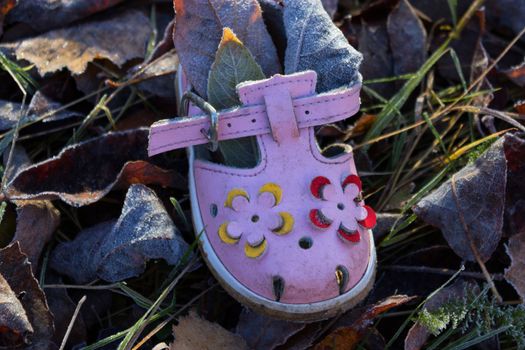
[49,184,189,283]
[0,242,54,349]
[411,0,471,23]
[413,136,506,262]
[0,95,81,132]
[514,100,525,115]
[503,133,525,236]
[435,9,485,83]
[322,0,338,18]
[374,213,403,240]
[44,273,87,347]
[0,100,26,131]
[352,114,377,138]
[145,19,175,65]
[486,0,525,44]
[504,231,525,301]
[135,50,179,100]
[7,0,124,32]
[405,280,475,350]
[387,0,427,76]
[174,0,280,98]
[502,134,525,300]
[358,20,395,97]
[3,146,61,268]
[368,244,464,305]
[6,128,185,207]
[12,10,151,76]
[501,60,525,87]
[0,273,33,347]
[235,307,305,350]
[314,295,416,350]
[168,311,248,350]
[12,202,60,268]
[283,0,362,92]
[0,0,15,37]
[28,91,82,123]
[2,144,30,184]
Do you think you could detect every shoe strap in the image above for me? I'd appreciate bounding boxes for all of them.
[148,81,361,156]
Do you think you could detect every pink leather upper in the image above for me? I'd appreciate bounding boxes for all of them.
[148,71,360,156]
[149,71,372,304]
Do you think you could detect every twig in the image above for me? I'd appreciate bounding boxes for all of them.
[450,175,503,302]
[59,295,87,350]
[381,264,505,281]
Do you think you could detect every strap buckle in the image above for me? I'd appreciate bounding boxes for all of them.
[179,91,219,152]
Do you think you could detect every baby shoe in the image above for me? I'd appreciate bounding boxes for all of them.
[148,69,376,321]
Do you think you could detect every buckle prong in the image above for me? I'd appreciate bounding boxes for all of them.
[180,91,219,152]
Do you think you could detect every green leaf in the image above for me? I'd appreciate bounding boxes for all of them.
[207,28,265,167]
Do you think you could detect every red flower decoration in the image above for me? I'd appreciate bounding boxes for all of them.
[309,175,376,243]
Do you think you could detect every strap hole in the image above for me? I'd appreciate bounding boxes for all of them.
[227,123,232,127]
[210,204,218,217]
[299,236,313,250]
[251,118,256,123]
[305,110,310,115]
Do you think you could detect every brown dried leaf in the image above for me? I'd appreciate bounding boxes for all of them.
[168,311,248,350]
[174,0,280,97]
[0,242,54,349]
[235,308,305,350]
[515,100,525,115]
[314,295,415,350]
[505,231,525,301]
[136,50,179,100]
[6,128,184,207]
[4,145,61,268]
[414,136,507,262]
[13,10,151,76]
[49,185,189,283]
[502,61,525,87]
[0,96,81,132]
[7,0,124,32]
[503,133,525,236]
[0,0,15,37]
[45,277,87,348]
[0,273,33,347]
[358,21,395,97]
[387,0,427,76]
[374,213,403,240]
[12,201,60,268]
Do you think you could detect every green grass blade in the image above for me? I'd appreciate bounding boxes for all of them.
[364,46,450,144]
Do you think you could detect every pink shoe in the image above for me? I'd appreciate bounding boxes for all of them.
[148,69,376,321]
